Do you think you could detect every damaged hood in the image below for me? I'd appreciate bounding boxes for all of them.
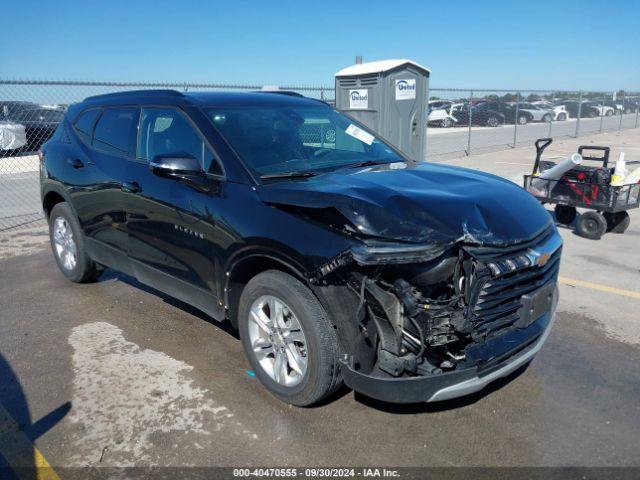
[258,162,552,245]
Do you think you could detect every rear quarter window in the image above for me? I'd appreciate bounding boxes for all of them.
[92,108,139,156]
[74,109,101,143]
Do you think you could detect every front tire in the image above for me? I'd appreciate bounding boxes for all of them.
[557,113,567,121]
[48,202,100,283]
[238,270,342,406]
[542,114,552,123]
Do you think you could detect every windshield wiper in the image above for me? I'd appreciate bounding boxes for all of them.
[260,171,317,179]
[338,160,397,170]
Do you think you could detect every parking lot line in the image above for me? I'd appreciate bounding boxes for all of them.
[559,276,640,300]
[0,404,60,480]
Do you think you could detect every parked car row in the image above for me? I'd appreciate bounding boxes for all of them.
[0,101,65,153]
[428,98,640,127]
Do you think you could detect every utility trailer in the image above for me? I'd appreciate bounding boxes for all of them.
[523,138,640,239]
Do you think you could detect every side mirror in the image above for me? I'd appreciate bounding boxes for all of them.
[149,154,201,176]
[149,154,210,190]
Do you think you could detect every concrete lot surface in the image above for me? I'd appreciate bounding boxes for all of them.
[0,130,639,472]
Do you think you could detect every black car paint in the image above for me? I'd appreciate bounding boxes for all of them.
[483,102,533,124]
[258,162,551,245]
[557,101,599,119]
[451,104,506,126]
[41,90,558,402]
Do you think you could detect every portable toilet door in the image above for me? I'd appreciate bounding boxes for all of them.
[335,59,430,161]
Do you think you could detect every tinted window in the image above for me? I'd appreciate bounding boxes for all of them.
[207,106,402,176]
[74,109,101,143]
[93,108,138,156]
[138,108,222,175]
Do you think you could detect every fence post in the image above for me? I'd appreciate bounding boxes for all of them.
[320,88,325,101]
[512,92,520,148]
[547,95,553,138]
[618,96,624,131]
[599,94,605,133]
[466,90,473,156]
[575,91,583,137]
[636,101,639,128]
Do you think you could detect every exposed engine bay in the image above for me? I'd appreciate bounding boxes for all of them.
[308,233,561,380]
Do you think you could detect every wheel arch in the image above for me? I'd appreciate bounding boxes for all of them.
[42,185,75,219]
[223,251,309,329]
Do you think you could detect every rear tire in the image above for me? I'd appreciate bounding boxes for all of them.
[604,211,630,234]
[576,211,607,240]
[554,204,577,225]
[605,110,613,117]
[517,115,528,125]
[48,202,100,283]
[486,116,500,127]
[238,270,342,406]
[542,114,552,123]
[557,113,567,121]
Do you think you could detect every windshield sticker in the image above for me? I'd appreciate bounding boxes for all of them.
[389,162,406,169]
[345,124,374,145]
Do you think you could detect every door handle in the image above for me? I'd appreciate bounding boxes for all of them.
[122,181,142,194]
[67,158,84,169]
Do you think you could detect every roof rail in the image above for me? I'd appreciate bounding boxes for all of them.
[83,89,184,102]
[254,90,305,98]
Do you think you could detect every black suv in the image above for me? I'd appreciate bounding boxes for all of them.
[40,90,562,406]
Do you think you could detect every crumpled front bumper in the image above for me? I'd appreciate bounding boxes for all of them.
[340,287,558,404]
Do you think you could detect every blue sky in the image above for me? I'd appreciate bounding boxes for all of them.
[2,0,639,91]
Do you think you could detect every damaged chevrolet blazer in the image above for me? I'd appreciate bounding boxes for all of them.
[40,90,562,406]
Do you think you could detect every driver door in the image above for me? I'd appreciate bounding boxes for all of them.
[124,106,226,318]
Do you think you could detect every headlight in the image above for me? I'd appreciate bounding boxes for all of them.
[351,242,449,265]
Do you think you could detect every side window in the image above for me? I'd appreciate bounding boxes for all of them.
[74,109,101,144]
[92,108,139,156]
[138,108,223,175]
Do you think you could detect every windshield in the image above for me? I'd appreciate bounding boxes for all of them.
[206,106,404,176]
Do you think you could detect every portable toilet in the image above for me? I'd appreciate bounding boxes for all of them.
[335,59,430,161]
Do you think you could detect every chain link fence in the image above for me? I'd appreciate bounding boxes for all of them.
[426,88,640,158]
[1,80,639,235]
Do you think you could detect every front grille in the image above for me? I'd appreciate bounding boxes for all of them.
[466,240,561,339]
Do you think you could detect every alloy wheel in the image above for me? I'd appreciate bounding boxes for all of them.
[248,295,308,387]
[52,216,77,271]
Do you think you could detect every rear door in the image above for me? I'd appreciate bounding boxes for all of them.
[69,107,138,272]
[124,106,226,318]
